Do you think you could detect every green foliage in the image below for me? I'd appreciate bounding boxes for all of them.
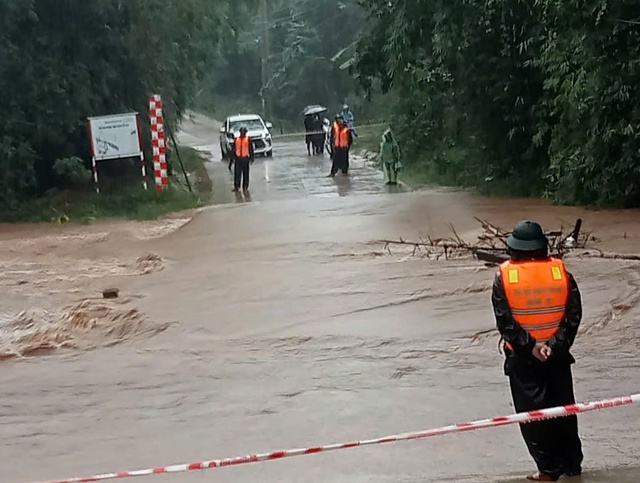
[53,157,90,188]
[534,0,640,207]
[0,138,38,209]
[352,124,387,154]
[354,0,640,207]
[7,188,203,224]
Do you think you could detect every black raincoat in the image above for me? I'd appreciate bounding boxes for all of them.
[491,261,584,479]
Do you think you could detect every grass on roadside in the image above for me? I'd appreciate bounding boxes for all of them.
[1,146,212,224]
[2,188,204,224]
[353,124,387,154]
[394,144,539,196]
[397,164,435,188]
[173,146,213,197]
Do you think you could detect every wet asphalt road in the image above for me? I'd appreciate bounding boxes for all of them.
[202,138,406,204]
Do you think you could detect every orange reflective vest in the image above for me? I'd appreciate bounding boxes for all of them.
[500,258,569,350]
[332,122,340,142]
[334,125,350,149]
[235,135,251,158]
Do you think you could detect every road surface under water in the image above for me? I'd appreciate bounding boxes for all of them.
[1,114,640,483]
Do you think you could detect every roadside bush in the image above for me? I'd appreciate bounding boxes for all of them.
[52,157,91,189]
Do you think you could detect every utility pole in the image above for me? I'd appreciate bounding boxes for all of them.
[260,0,270,120]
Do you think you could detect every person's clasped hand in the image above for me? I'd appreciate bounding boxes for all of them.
[532,342,552,362]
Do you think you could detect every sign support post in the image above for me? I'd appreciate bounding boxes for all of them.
[91,156,100,194]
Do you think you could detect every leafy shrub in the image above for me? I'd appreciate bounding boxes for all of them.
[53,157,91,189]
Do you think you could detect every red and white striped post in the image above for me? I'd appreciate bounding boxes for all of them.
[149,95,169,191]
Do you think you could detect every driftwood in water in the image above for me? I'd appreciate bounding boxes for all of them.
[380,229,474,260]
[379,217,590,263]
[381,218,640,264]
[475,249,509,264]
[576,250,640,261]
[570,218,583,241]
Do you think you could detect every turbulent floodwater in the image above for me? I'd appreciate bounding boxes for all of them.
[1,115,640,483]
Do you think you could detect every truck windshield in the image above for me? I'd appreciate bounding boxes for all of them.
[228,119,264,132]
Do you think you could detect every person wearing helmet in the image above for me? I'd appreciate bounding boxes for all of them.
[491,221,583,481]
[341,104,357,137]
[229,126,254,194]
[327,114,342,160]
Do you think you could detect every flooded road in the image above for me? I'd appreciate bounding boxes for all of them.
[1,114,640,483]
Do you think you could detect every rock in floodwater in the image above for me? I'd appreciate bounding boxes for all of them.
[102,287,119,299]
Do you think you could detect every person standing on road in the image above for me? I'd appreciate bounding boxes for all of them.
[379,128,402,185]
[328,116,352,177]
[229,126,254,194]
[312,113,324,155]
[491,221,583,482]
[328,114,342,173]
[304,114,314,155]
[322,117,331,155]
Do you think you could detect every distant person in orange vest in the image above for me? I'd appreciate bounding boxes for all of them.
[328,115,352,177]
[229,126,254,194]
[492,221,583,482]
[329,113,341,150]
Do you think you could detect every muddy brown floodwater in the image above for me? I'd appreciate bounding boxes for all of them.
[1,114,640,483]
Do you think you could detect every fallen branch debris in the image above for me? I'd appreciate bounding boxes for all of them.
[575,249,640,261]
[378,217,610,264]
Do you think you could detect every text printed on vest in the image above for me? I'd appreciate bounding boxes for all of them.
[499,258,569,345]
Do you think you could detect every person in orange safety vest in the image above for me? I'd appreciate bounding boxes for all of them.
[229,126,254,194]
[491,221,583,482]
[328,114,341,161]
[328,115,352,177]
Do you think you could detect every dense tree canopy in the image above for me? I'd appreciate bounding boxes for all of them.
[354,0,640,206]
[195,0,372,126]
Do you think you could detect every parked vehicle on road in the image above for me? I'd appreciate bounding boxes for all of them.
[219,114,273,159]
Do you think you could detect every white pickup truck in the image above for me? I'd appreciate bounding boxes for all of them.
[219,114,273,159]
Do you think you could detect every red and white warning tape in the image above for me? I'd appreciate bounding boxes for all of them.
[35,393,639,483]
[269,122,387,140]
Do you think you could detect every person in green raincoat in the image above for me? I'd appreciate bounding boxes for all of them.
[379,128,402,185]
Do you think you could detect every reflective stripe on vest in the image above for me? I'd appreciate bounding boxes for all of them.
[334,126,349,148]
[499,258,569,348]
[235,136,251,158]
